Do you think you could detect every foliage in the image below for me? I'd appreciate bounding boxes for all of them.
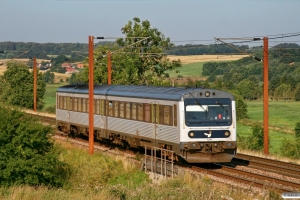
[279,138,300,159]
[238,123,265,151]
[0,62,46,110]
[77,17,182,85]
[44,70,55,84]
[295,122,300,138]
[0,106,68,187]
[44,105,56,114]
[295,86,300,101]
[232,93,248,120]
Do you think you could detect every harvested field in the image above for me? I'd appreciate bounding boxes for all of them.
[168,55,249,64]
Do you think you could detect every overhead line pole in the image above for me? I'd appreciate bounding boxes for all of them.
[88,36,94,155]
[263,37,269,154]
[33,57,37,112]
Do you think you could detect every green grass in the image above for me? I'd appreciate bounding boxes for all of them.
[237,101,300,154]
[246,101,300,128]
[43,83,65,109]
[166,62,204,77]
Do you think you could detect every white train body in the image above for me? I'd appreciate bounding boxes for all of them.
[56,84,236,163]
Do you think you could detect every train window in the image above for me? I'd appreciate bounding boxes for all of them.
[144,104,150,122]
[63,97,67,110]
[87,99,90,113]
[96,99,100,114]
[74,98,78,111]
[100,99,105,115]
[156,104,160,124]
[164,106,170,125]
[131,103,137,120]
[108,101,113,117]
[59,96,63,109]
[66,96,70,110]
[78,98,82,112]
[125,102,131,119]
[119,102,124,118]
[138,103,143,121]
[82,99,87,112]
[69,97,73,111]
[114,101,119,117]
[173,104,177,126]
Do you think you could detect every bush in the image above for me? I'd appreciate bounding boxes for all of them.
[237,123,265,151]
[44,105,56,114]
[279,138,300,159]
[295,122,300,138]
[0,106,68,187]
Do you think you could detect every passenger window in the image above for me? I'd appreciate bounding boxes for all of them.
[108,101,113,116]
[74,98,78,112]
[95,99,100,114]
[125,102,131,119]
[63,97,67,110]
[82,99,87,112]
[138,103,143,121]
[114,101,119,117]
[100,99,105,115]
[164,106,170,125]
[131,103,137,120]
[69,97,73,111]
[173,104,177,126]
[145,104,150,122]
[59,96,63,109]
[120,102,124,118]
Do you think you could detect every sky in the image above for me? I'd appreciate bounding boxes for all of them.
[1,0,300,46]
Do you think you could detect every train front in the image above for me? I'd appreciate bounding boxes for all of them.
[179,89,236,163]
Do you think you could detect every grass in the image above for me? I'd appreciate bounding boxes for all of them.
[166,62,204,77]
[0,140,274,200]
[43,83,65,109]
[237,100,300,154]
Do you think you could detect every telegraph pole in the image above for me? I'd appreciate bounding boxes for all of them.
[107,51,112,85]
[263,37,269,154]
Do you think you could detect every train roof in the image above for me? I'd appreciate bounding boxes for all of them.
[57,84,234,101]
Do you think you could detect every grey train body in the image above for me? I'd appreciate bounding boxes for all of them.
[56,84,237,163]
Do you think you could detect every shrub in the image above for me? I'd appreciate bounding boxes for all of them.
[44,105,56,114]
[295,122,300,138]
[0,106,68,187]
[279,138,300,159]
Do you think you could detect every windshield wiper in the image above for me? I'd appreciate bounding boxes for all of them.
[189,92,208,117]
[216,100,228,113]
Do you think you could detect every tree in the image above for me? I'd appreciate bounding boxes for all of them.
[77,17,182,85]
[0,62,46,110]
[0,106,68,187]
[44,70,55,84]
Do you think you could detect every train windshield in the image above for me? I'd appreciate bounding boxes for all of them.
[184,98,232,126]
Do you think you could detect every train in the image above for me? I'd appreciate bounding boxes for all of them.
[56,84,237,163]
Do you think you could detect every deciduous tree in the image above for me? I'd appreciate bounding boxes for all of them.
[0,62,46,110]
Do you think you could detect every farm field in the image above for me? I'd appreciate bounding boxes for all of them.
[167,54,248,64]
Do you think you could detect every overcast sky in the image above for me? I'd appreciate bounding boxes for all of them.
[1,0,300,46]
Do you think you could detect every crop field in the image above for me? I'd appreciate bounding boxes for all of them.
[167,55,249,64]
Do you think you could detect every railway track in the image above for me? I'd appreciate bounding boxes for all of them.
[27,112,300,193]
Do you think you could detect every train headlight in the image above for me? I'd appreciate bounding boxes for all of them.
[205,91,210,97]
[224,131,231,137]
[189,132,195,137]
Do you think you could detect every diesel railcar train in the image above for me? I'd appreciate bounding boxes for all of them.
[56,84,237,163]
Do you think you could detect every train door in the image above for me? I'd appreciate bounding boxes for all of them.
[151,102,159,147]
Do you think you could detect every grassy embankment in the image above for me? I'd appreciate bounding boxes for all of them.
[0,140,270,200]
